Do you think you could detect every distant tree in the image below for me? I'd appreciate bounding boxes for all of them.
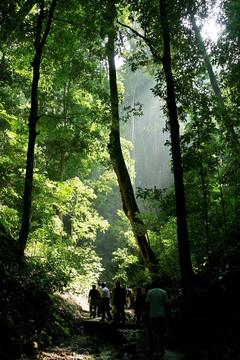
[187,2,240,159]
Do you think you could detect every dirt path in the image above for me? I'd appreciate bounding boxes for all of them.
[21,317,185,360]
[21,336,185,360]
[21,309,186,360]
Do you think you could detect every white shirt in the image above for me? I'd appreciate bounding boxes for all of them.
[101,286,110,298]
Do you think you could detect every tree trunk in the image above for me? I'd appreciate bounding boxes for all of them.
[129,70,137,165]
[58,81,70,242]
[106,1,159,275]
[159,0,195,304]
[199,148,210,258]
[58,151,65,243]
[216,159,229,243]
[18,0,57,260]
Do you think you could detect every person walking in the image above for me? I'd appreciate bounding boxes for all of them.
[100,282,112,322]
[112,281,126,324]
[88,285,100,318]
[143,284,154,351]
[146,280,170,358]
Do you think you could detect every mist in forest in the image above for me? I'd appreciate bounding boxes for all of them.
[121,68,173,191]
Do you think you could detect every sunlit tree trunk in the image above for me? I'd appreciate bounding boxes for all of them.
[107,0,159,274]
[58,81,70,243]
[18,0,57,260]
[129,70,138,165]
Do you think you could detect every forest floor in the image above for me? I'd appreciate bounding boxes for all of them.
[19,294,240,360]
[21,312,184,360]
[20,339,185,360]
[19,292,184,360]
[18,305,198,360]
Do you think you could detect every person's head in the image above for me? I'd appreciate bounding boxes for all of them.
[98,282,101,286]
[151,281,158,289]
[102,282,106,288]
[151,277,164,289]
[116,281,120,287]
[92,285,96,289]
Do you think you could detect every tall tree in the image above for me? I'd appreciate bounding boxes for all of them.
[18,0,57,259]
[106,0,159,274]
[159,0,195,303]
[118,0,195,303]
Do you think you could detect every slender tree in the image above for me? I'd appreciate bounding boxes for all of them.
[18,0,57,259]
[159,0,195,303]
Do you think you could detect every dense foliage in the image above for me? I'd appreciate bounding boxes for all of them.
[0,0,240,358]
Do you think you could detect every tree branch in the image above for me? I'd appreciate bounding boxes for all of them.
[117,20,163,63]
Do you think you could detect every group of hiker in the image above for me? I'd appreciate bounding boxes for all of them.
[88,282,134,321]
[88,280,170,358]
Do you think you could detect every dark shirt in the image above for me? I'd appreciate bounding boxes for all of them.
[89,288,100,299]
[113,286,126,306]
